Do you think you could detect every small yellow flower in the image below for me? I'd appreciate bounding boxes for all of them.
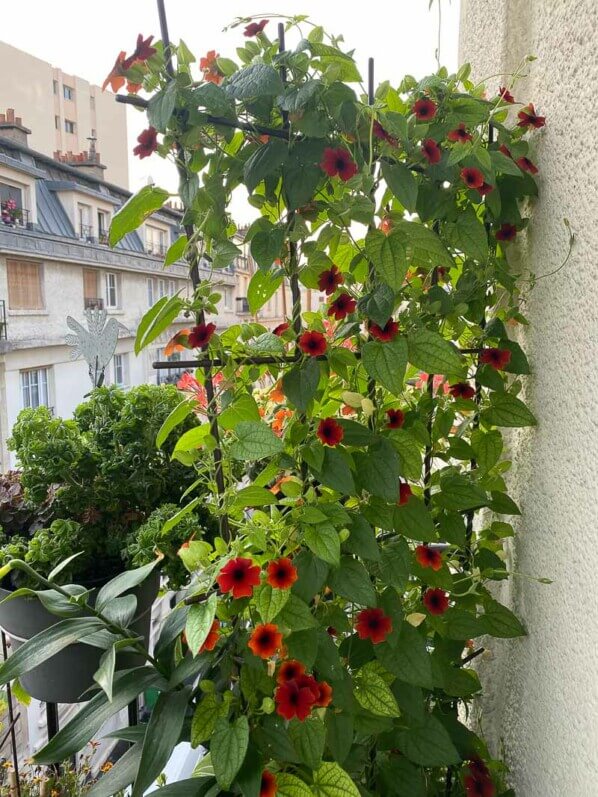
[101,761,114,772]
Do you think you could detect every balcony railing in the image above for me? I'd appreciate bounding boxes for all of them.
[236,297,250,314]
[1,204,31,229]
[0,299,6,340]
[79,224,95,242]
[84,297,104,310]
[98,231,109,246]
[146,243,168,257]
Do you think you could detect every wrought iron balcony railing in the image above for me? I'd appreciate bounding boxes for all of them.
[1,205,31,229]
[146,242,168,257]
[0,299,7,340]
[236,297,250,314]
[84,297,104,310]
[79,224,95,242]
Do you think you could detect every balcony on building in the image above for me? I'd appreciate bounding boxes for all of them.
[236,296,250,315]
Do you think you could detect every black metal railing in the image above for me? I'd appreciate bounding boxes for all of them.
[146,243,168,257]
[1,205,31,229]
[79,224,95,242]
[98,231,109,246]
[0,299,7,340]
[84,297,104,310]
[236,297,250,314]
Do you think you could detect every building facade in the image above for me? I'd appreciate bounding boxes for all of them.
[0,41,129,187]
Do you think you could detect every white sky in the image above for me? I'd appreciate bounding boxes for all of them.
[2,0,460,216]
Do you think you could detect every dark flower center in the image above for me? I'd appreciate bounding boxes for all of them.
[232,567,246,581]
[336,157,347,169]
[367,617,381,630]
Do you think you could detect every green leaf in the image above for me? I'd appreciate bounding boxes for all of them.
[35,668,161,763]
[135,295,184,354]
[434,476,488,511]
[446,206,489,262]
[315,448,355,495]
[219,394,261,430]
[390,430,422,480]
[276,772,314,797]
[289,716,326,769]
[365,229,408,290]
[212,716,250,790]
[191,692,227,747]
[131,688,191,797]
[381,160,418,211]
[185,593,217,655]
[255,583,291,623]
[329,557,376,606]
[325,712,353,764]
[345,515,380,561]
[244,140,289,193]
[362,338,407,394]
[96,560,159,612]
[394,497,436,542]
[377,624,434,688]
[358,283,395,328]
[147,82,177,131]
[276,594,317,631]
[471,429,503,472]
[303,524,340,567]
[0,618,103,686]
[378,538,410,591]
[251,227,285,269]
[312,762,361,797]
[393,220,453,268]
[233,485,279,508]
[407,328,463,376]
[93,644,116,702]
[230,421,284,460]
[87,742,143,797]
[356,439,400,501]
[109,185,170,247]
[482,393,537,427]
[292,550,329,603]
[212,239,242,269]
[283,358,321,411]
[394,715,460,766]
[481,599,526,638]
[156,400,193,448]
[247,269,283,314]
[354,663,400,717]
[225,64,284,99]
[193,81,235,115]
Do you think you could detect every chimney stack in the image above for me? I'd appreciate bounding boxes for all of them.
[53,145,107,181]
[0,109,30,146]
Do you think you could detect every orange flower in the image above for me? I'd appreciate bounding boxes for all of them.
[270,380,285,403]
[248,623,283,659]
[164,329,190,357]
[269,475,294,495]
[272,408,293,436]
[102,51,127,93]
[200,619,221,652]
[200,50,224,85]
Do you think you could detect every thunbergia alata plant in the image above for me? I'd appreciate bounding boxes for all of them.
[0,15,548,797]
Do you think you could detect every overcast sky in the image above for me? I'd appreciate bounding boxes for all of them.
[2,0,460,213]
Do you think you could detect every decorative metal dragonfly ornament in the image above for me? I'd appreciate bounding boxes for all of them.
[65,307,129,388]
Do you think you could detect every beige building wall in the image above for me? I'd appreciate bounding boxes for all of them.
[458,2,598,795]
[0,41,128,187]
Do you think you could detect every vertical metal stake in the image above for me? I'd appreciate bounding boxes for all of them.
[1,632,21,797]
[46,702,59,740]
[128,698,139,728]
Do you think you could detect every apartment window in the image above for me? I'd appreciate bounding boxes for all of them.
[0,182,23,208]
[90,96,95,110]
[65,119,76,133]
[78,203,92,239]
[223,286,233,310]
[82,269,102,309]
[158,278,167,298]
[54,115,60,130]
[21,368,50,409]
[168,280,176,297]
[7,260,43,310]
[146,226,167,255]
[53,80,58,94]
[155,348,182,385]
[147,278,155,307]
[97,210,109,243]
[105,272,119,309]
[63,85,74,101]
[112,353,128,387]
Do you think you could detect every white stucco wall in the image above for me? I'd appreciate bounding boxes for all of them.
[458,1,598,794]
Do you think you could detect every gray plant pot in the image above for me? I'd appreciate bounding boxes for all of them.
[0,572,159,704]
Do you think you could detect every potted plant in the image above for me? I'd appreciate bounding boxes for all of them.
[0,15,559,796]
[0,384,217,702]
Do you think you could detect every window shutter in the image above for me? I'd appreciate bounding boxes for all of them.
[7,260,43,310]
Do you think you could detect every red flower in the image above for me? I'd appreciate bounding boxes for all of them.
[102,51,128,93]
[478,182,494,196]
[412,98,437,121]
[516,156,538,174]
[398,482,412,506]
[355,607,393,644]
[260,771,277,797]
[200,50,224,85]
[447,124,473,143]
[244,19,269,37]
[217,557,261,599]
[328,293,356,320]
[298,330,327,356]
[468,758,491,779]
[449,382,476,399]
[266,557,298,590]
[460,167,485,189]
[498,144,512,158]
[313,680,333,707]
[275,678,317,721]
[517,103,545,129]
[248,623,283,659]
[386,408,405,429]
[423,588,450,615]
[133,127,159,159]
[495,223,517,241]
[464,775,496,797]
[373,120,397,146]
[480,348,511,370]
[421,139,442,164]
[320,147,359,181]
[497,86,514,104]
[188,322,216,349]
[200,619,221,652]
[273,321,290,336]
[415,545,443,571]
[369,319,399,342]
[317,418,344,447]
[125,34,157,68]
[318,265,344,295]
[277,659,306,684]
